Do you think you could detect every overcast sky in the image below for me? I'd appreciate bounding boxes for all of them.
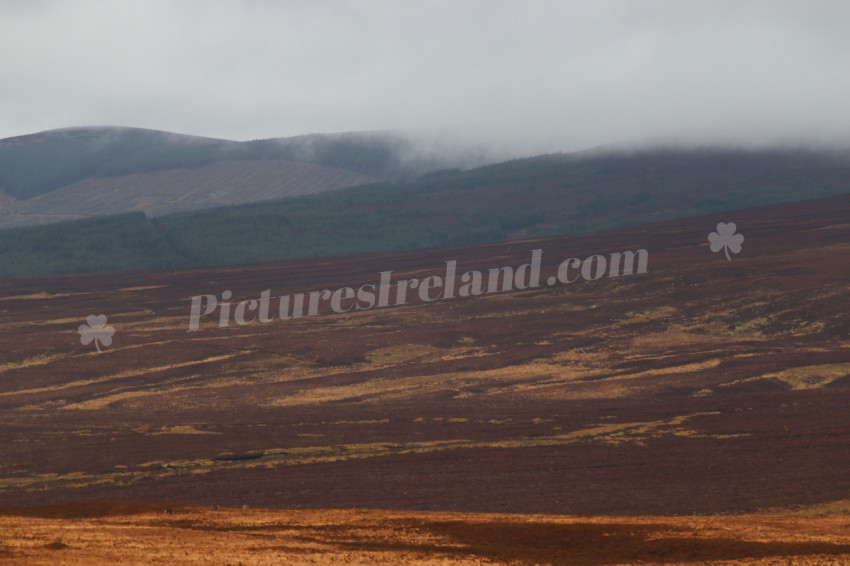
[2,0,850,156]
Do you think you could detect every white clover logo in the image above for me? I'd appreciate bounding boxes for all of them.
[708,222,744,261]
[78,314,115,353]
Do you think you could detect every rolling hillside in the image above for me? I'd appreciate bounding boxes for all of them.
[0,127,227,200]
[0,192,848,515]
[1,146,850,276]
[2,159,376,226]
[0,126,472,228]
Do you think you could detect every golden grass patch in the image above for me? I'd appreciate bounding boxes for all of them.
[762,363,850,390]
[0,352,65,375]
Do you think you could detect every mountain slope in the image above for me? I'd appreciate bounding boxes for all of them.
[1,159,377,226]
[1,147,850,277]
[0,127,486,228]
[0,127,227,200]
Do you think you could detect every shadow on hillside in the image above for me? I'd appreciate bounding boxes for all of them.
[294,519,850,565]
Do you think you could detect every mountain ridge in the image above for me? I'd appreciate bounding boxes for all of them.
[2,140,850,276]
[0,126,487,213]
[0,126,506,230]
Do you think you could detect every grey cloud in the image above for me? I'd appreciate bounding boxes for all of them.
[2,0,850,158]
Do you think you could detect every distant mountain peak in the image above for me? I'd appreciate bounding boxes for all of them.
[0,126,229,147]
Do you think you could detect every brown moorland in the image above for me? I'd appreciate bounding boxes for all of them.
[3,502,850,565]
[0,192,850,514]
[0,192,848,532]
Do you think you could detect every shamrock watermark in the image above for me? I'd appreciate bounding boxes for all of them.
[78,314,115,353]
[708,222,744,261]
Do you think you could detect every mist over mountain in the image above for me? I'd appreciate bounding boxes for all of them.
[0,127,492,195]
[0,126,505,228]
[1,126,849,277]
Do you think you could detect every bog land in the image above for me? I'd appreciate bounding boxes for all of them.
[0,193,849,563]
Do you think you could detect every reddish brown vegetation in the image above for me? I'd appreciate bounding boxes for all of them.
[0,193,848,524]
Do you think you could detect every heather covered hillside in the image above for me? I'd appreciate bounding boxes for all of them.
[1,192,848,516]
